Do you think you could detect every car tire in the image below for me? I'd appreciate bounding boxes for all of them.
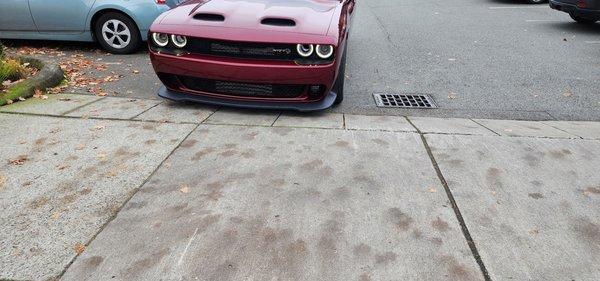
[332,44,347,105]
[525,0,546,3]
[94,12,141,54]
[570,13,598,24]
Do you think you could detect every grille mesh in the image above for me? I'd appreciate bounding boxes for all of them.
[178,76,304,98]
[186,39,297,60]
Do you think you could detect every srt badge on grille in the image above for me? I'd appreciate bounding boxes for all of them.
[272,48,291,55]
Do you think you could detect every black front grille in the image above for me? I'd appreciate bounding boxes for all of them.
[185,39,297,61]
[178,76,304,98]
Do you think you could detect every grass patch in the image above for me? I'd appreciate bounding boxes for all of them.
[0,58,29,83]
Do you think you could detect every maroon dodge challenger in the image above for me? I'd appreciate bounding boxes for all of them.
[148,0,355,111]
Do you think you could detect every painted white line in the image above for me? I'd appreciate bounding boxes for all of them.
[489,6,548,9]
[585,41,600,44]
[525,19,564,22]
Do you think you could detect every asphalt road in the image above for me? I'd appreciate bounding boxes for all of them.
[4,0,600,120]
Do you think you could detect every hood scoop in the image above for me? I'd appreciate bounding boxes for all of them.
[261,18,295,27]
[193,13,225,22]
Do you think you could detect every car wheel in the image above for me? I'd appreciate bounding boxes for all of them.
[94,12,141,54]
[570,13,598,24]
[332,44,347,105]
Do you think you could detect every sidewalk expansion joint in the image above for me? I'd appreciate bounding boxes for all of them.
[270,112,282,127]
[470,119,501,136]
[55,123,201,280]
[130,100,164,120]
[60,96,107,116]
[406,117,492,281]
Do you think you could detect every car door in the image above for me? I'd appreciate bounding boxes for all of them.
[28,0,96,33]
[0,0,37,31]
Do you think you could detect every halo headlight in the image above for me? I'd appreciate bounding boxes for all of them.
[152,32,169,47]
[296,44,314,57]
[171,35,187,48]
[315,45,334,59]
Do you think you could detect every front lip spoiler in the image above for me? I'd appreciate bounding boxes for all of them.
[158,86,337,112]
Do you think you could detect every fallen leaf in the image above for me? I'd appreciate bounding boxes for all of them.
[179,185,190,194]
[73,243,86,254]
[97,153,107,161]
[57,164,69,170]
[50,212,60,220]
[75,144,85,150]
[33,88,43,98]
[528,229,539,235]
[427,187,437,193]
[18,97,26,101]
[563,92,573,97]
[448,93,457,100]
[6,99,13,105]
[94,125,106,131]
[132,70,140,74]
[9,155,28,165]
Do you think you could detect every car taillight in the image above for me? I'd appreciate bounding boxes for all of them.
[156,0,167,4]
[577,0,587,8]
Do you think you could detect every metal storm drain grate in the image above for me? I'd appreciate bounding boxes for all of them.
[373,93,437,109]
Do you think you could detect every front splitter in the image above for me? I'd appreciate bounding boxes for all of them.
[158,86,337,112]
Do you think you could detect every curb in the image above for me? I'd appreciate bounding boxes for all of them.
[0,57,64,106]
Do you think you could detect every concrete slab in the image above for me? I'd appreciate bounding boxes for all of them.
[0,114,195,280]
[426,134,600,280]
[409,117,496,136]
[473,119,576,138]
[542,121,600,140]
[204,109,280,126]
[63,125,483,280]
[345,114,416,132]
[274,113,344,129]
[134,101,217,124]
[0,94,101,116]
[65,97,161,119]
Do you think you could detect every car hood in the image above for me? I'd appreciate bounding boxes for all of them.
[159,0,340,35]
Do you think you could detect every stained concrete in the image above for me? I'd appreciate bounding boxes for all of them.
[62,125,482,281]
[542,121,600,140]
[0,114,195,280]
[65,97,162,119]
[426,134,600,280]
[134,101,216,124]
[473,119,577,138]
[409,117,496,136]
[204,109,280,126]
[345,114,416,132]
[274,113,344,129]
[0,94,101,116]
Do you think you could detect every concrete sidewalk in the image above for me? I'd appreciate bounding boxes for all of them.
[1,94,599,280]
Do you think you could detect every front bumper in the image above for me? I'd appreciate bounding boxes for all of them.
[158,86,337,111]
[550,0,600,19]
[149,49,340,110]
